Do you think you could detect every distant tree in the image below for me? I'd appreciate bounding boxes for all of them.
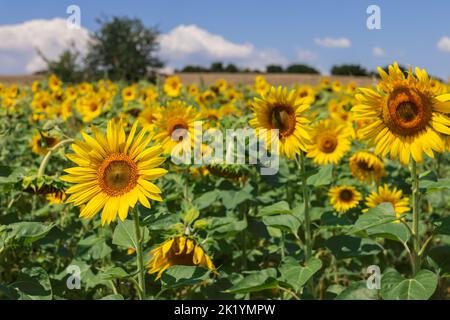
[181,65,208,72]
[224,64,239,73]
[210,62,224,72]
[286,64,320,74]
[37,44,84,82]
[331,64,368,76]
[85,16,163,82]
[266,65,284,73]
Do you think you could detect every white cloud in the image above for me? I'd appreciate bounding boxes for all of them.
[159,24,288,70]
[0,18,90,74]
[296,49,317,62]
[437,36,450,52]
[372,46,385,57]
[314,37,351,48]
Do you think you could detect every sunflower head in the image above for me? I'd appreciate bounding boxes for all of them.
[349,151,385,183]
[31,133,60,155]
[307,119,351,165]
[329,185,362,212]
[353,62,450,165]
[163,76,182,97]
[364,184,410,222]
[61,119,167,225]
[147,236,216,280]
[249,86,313,159]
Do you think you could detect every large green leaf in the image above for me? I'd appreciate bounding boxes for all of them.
[306,164,333,186]
[0,222,55,251]
[335,281,379,300]
[381,269,438,300]
[262,214,300,235]
[112,219,149,250]
[161,266,210,289]
[421,178,450,193]
[428,245,450,276]
[325,235,383,259]
[10,267,52,300]
[278,257,322,291]
[259,201,291,216]
[76,235,112,261]
[225,269,278,294]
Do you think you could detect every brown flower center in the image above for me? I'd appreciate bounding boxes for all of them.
[270,106,296,137]
[339,189,354,202]
[98,153,138,196]
[384,87,431,136]
[318,133,338,153]
[168,119,189,141]
[357,159,374,172]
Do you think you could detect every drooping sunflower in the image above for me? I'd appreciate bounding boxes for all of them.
[153,101,198,154]
[46,191,66,204]
[249,86,312,159]
[31,133,60,155]
[329,185,362,212]
[147,236,216,280]
[61,119,167,225]
[353,62,450,165]
[349,151,385,183]
[364,184,410,221]
[307,119,351,165]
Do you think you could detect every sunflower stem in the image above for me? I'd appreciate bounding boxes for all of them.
[133,207,146,300]
[298,152,312,262]
[410,159,421,275]
[37,138,74,177]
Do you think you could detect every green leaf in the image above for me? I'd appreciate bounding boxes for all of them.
[433,217,450,235]
[421,178,450,193]
[258,201,291,217]
[325,235,383,259]
[428,246,450,276]
[161,266,210,289]
[100,294,124,300]
[279,257,322,291]
[182,207,200,224]
[0,222,55,251]
[336,281,379,300]
[262,214,300,235]
[209,216,247,237]
[193,190,219,210]
[112,219,149,250]
[99,267,130,280]
[10,267,52,300]
[76,235,112,261]
[381,269,438,300]
[220,184,253,210]
[225,269,278,294]
[306,164,333,186]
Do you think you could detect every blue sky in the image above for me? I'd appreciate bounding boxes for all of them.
[0,0,449,79]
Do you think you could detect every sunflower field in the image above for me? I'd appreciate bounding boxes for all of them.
[0,63,449,301]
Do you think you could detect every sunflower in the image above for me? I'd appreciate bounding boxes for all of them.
[199,107,221,129]
[353,62,450,165]
[364,184,410,221]
[61,119,167,225]
[77,95,103,123]
[349,151,385,183]
[138,104,161,132]
[121,86,136,102]
[147,236,216,280]
[307,119,351,165]
[163,76,182,97]
[249,86,312,159]
[153,101,198,154]
[31,133,60,155]
[46,191,66,204]
[329,185,362,212]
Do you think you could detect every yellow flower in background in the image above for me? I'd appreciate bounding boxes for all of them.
[78,95,103,123]
[122,86,136,102]
[61,119,167,225]
[153,101,198,154]
[364,184,410,221]
[215,79,228,92]
[254,76,270,96]
[187,84,200,97]
[46,191,66,204]
[332,81,342,93]
[48,74,62,92]
[349,151,385,183]
[250,86,312,159]
[307,119,351,165]
[138,104,162,132]
[329,185,362,212]
[31,81,41,93]
[147,236,216,280]
[220,103,240,117]
[164,75,182,97]
[353,62,450,165]
[31,133,60,155]
[295,85,315,102]
[196,90,216,106]
[140,86,159,105]
[199,107,221,129]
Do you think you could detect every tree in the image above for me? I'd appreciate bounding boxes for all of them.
[286,64,320,74]
[224,64,239,73]
[85,16,163,82]
[266,65,284,73]
[331,64,368,76]
[210,62,224,72]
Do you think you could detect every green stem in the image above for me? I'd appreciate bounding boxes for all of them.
[133,208,146,300]
[37,138,74,177]
[410,159,421,275]
[298,152,312,262]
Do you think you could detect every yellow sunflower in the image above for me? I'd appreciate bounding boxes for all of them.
[46,191,66,204]
[329,185,362,212]
[364,184,410,221]
[61,119,167,225]
[163,76,182,97]
[138,104,162,132]
[353,62,450,165]
[199,107,221,129]
[31,133,60,155]
[307,119,351,165]
[249,86,312,159]
[147,236,216,280]
[121,86,136,102]
[153,101,198,154]
[349,151,385,183]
